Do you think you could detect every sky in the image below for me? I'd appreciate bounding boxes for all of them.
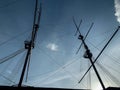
[0,0,120,90]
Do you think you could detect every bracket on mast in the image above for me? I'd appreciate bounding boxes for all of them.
[24,41,34,49]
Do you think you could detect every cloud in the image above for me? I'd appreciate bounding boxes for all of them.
[46,43,58,51]
[114,0,120,23]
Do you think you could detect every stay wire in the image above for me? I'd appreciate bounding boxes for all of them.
[0,73,16,85]
[96,62,110,86]
[88,40,120,67]
[97,61,120,86]
[0,0,18,9]
[7,51,27,84]
[32,43,81,85]
[0,30,30,47]
[0,48,25,64]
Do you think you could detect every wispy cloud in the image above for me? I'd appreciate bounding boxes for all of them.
[46,43,58,51]
[114,0,120,23]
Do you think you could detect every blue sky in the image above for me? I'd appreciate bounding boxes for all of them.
[0,0,120,90]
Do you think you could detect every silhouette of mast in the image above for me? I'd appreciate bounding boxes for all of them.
[18,0,42,87]
[73,18,105,90]
[78,26,120,85]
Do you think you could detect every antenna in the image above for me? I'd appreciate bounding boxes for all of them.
[18,0,42,87]
[78,26,120,85]
[73,18,105,90]
[72,17,82,36]
[76,22,94,54]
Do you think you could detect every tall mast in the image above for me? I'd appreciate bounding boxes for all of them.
[73,18,105,90]
[18,0,42,87]
[78,26,120,85]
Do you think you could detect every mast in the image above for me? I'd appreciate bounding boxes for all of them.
[78,33,105,90]
[73,18,105,90]
[18,0,42,87]
[78,26,120,86]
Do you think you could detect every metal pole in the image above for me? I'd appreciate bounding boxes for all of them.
[78,35,105,90]
[18,48,31,87]
[18,0,41,87]
[89,56,105,90]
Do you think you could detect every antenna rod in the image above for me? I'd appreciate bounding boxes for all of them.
[78,26,120,87]
[18,0,42,87]
[73,17,82,35]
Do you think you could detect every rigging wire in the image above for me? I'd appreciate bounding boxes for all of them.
[1,53,24,85]
[0,48,25,64]
[0,0,19,9]
[0,48,26,84]
[97,63,117,86]
[73,81,88,89]
[95,34,112,48]
[36,43,79,76]
[0,30,30,47]
[7,51,27,85]
[90,28,114,41]
[29,43,81,86]
[96,61,120,86]
[27,53,82,82]
[87,40,120,67]
[0,73,16,85]
[99,61,120,85]
[95,63,111,87]
[37,44,82,68]
[87,39,120,86]
[87,40,120,86]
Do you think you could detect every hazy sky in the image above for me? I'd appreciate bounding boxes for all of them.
[0,0,120,90]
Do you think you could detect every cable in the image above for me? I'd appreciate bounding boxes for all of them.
[6,51,26,85]
[29,42,81,86]
[96,62,111,86]
[0,48,25,64]
[0,0,18,9]
[0,73,16,84]
[97,61,120,86]
[87,39,120,66]
[0,30,30,47]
